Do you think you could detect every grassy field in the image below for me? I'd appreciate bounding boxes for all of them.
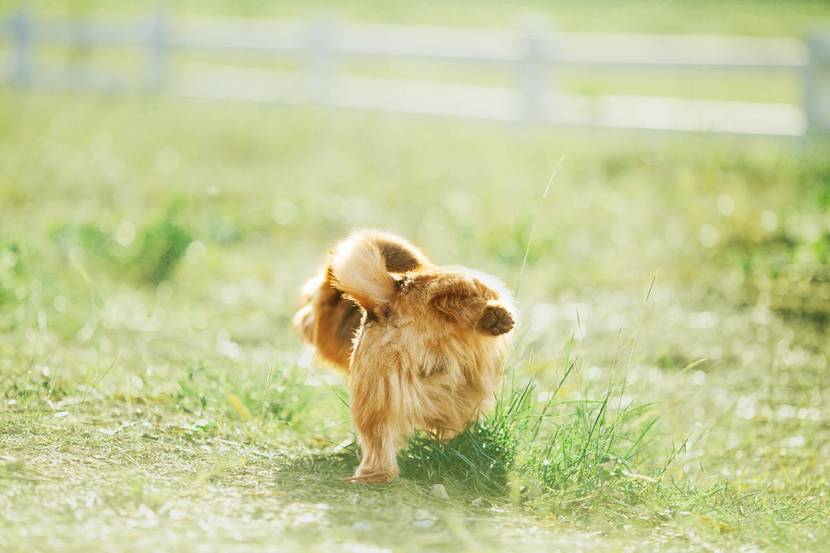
[1,89,829,552]
[1,2,830,552]
[6,0,830,35]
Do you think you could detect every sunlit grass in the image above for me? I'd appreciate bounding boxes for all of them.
[1,87,829,552]
[5,0,830,36]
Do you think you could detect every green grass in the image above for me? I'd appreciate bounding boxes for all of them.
[1,88,829,552]
[5,0,830,36]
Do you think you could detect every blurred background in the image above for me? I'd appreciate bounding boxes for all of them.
[2,0,829,349]
[1,1,830,550]
[3,1,830,134]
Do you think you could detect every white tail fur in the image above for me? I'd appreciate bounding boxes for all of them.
[330,231,396,312]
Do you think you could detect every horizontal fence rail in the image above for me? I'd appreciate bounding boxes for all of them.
[1,10,828,137]
[178,18,809,71]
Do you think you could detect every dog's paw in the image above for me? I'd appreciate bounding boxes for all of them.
[478,303,514,335]
[345,469,397,484]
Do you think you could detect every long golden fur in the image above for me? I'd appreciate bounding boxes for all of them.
[293,230,515,483]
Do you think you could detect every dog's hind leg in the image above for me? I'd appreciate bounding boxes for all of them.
[430,277,515,336]
[349,428,403,483]
[348,360,409,483]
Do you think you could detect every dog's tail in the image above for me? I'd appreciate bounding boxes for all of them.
[330,230,399,314]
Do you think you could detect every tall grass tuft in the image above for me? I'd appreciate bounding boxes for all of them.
[50,201,193,286]
[0,239,24,306]
[399,379,535,494]
[397,359,662,507]
[131,201,192,285]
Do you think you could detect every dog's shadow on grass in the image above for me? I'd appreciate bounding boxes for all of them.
[279,444,359,480]
[275,424,514,499]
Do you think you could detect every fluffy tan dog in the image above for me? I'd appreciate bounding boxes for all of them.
[294,230,515,483]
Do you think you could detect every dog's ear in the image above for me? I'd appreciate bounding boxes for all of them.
[372,234,429,272]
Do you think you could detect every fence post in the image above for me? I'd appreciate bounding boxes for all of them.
[146,10,170,92]
[10,9,33,87]
[305,15,335,105]
[804,34,830,136]
[516,15,554,123]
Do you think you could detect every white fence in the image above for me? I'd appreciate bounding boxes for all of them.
[2,9,829,137]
